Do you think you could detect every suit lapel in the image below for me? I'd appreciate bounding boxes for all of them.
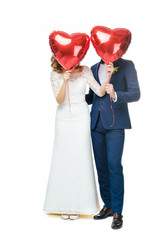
[95,61,102,85]
[94,58,121,85]
[110,58,120,84]
[110,72,116,84]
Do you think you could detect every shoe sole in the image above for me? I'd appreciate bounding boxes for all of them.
[111,225,123,230]
[70,217,79,220]
[93,213,113,220]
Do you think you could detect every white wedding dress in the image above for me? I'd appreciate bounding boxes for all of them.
[43,65,103,214]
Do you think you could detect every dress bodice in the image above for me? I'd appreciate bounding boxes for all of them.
[50,65,102,106]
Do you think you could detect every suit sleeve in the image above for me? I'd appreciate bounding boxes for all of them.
[85,66,94,105]
[116,61,141,103]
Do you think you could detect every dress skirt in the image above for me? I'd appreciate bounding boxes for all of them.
[43,101,100,214]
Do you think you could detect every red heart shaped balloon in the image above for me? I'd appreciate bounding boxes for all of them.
[91,26,131,64]
[49,31,90,70]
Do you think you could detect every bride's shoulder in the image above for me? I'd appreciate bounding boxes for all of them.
[50,70,61,83]
[82,65,91,72]
[82,65,93,76]
[51,70,58,76]
[51,70,63,79]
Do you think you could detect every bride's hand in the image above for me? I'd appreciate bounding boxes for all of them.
[64,70,72,83]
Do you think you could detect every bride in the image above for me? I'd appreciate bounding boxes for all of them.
[43,56,107,220]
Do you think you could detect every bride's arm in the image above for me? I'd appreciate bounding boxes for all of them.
[99,82,107,96]
[56,81,67,104]
[51,71,71,104]
[85,66,106,97]
[86,64,114,97]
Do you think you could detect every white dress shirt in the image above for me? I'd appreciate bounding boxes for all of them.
[98,63,117,102]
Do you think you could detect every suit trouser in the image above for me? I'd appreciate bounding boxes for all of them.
[91,112,125,214]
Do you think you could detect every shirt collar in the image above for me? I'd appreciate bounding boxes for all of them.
[100,59,105,64]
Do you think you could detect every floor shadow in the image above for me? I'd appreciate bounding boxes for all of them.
[46,213,94,219]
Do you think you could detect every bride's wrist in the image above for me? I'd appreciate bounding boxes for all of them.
[63,79,68,85]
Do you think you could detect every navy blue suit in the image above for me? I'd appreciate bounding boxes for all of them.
[85,58,140,214]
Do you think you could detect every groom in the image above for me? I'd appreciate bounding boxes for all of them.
[85,58,140,229]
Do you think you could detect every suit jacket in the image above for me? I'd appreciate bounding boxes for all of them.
[85,58,141,129]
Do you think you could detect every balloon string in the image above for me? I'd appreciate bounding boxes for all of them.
[67,82,71,112]
[110,96,115,127]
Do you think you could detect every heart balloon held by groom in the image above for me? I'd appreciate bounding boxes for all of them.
[91,26,131,64]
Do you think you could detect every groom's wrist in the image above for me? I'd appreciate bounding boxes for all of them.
[112,91,117,102]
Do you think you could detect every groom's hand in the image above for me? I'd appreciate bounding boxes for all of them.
[106,62,114,76]
[106,83,116,99]
[105,62,114,83]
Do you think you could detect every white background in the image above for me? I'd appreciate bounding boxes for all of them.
[0,0,160,239]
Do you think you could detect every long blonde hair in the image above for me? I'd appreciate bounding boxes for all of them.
[51,55,82,73]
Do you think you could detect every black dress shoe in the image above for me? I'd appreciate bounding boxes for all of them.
[111,213,123,229]
[94,207,113,220]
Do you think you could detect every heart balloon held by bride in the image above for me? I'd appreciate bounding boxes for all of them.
[49,31,90,70]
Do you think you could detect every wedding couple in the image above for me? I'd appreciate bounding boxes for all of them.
[43,55,140,229]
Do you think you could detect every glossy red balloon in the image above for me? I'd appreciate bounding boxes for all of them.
[49,31,90,70]
[91,26,131,64]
